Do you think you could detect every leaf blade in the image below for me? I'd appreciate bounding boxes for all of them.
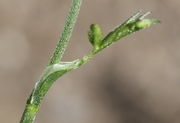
[99,12,160,50]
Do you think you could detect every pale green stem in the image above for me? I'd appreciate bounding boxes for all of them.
[20,0,83,123]
[49,0,83,65]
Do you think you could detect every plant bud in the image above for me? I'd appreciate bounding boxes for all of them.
[88,24,103,49]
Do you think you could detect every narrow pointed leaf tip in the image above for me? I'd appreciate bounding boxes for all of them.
[99,11,160,49]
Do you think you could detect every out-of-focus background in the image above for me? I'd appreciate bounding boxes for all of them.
[0,0,180,123]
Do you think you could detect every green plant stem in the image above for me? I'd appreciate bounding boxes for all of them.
[20,0,83,123]
[49,0,83,65]
[19,0,159,122]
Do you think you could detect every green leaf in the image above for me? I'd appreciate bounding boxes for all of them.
[88,24,103,49]
[100,11,160,50]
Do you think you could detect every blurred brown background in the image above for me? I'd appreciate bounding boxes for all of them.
[0,0,180,123]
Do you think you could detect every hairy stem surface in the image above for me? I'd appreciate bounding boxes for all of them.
[49,0,83,65]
